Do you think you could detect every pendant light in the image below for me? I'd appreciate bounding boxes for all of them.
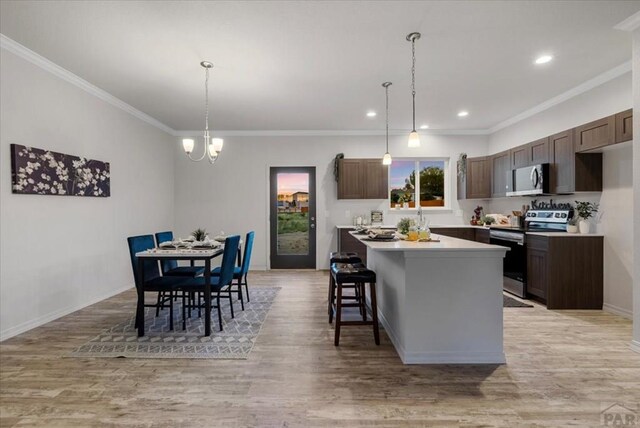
[182,61,224,164]
[382,82,392,165]
[406,32,421,148]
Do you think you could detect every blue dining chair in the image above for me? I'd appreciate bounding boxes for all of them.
[211,231,254,311]
[154,231,205,277]
[127,235,184,331]
[178,235,240,331]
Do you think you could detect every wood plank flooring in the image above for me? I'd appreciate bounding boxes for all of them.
[1,271,638,427]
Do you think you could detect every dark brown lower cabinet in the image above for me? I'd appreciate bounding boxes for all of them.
[337,228,367,264]
[474,228,490,244]
[526,235,603,309]
[430,227,476,241]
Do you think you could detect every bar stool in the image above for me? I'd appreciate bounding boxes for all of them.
[330,262,380,346]
[328,252,362,321]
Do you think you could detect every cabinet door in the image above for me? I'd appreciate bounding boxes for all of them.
[466,157,491,199]
[549,130,575,194]
[363,160,389,199]
[526,248,548,299]
[615,109,633,143]
[337,159,364,199]
[575,116,615,152]
[491,151,510,198]
[430,227,474,241]
[530,137,550,164]
[510,145,530,169]
[474,228,490,244]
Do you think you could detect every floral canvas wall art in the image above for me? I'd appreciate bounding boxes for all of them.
[10,144,110,197]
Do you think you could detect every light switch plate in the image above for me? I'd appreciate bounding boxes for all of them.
[455,209,463,217]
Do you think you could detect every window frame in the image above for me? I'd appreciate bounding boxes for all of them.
[388,157,451,211]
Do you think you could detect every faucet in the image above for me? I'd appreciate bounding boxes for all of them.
[417,205,424,228]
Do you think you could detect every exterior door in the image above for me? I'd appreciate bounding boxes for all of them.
[270,167,316,269]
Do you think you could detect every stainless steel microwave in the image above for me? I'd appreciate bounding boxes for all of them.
[506,164,550,197]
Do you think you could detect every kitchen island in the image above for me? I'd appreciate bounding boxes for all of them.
[351,232,508,364]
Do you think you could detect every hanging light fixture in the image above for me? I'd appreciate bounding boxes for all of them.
[382,82,393,165]
[406,32,421,148]
[182,61,223,164]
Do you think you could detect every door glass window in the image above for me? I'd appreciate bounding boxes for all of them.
[276,173,309,255]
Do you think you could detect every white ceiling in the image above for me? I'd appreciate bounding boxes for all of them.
[1,1,638,132]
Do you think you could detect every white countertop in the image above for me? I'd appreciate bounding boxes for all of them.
[350,231,507,253]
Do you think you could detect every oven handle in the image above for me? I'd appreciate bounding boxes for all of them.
[490,236,525,245]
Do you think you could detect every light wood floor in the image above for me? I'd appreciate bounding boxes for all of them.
[1,271,638,427]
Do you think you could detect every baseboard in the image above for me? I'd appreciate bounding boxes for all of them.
[603,303,633,319]
[631,340,640,354]
[402,351,507,365]
[0,284,133,342]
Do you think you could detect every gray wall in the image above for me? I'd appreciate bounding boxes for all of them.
[0,49,176,340]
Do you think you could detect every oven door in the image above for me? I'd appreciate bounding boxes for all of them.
[489,230,527,298]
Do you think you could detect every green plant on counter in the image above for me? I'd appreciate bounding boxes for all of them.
[397,217,415,234]
[574,201,599,220]
[567,217,578,226]
[192,228,208,241]
[479,215,495,225]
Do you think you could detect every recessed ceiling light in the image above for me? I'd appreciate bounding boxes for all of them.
[535,55,553,65]
[457,111,469,117]
[420,124,429,129]
[366,111,377,117]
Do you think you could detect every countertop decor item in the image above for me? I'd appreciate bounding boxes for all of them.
[10,144,110,197]
[181,61,224,164]
[192,228,208,242]
[566,217,579,234]
[406,32,421,148]
[381,82,393,165]
[333,153,344,182]
[397,217,414,235]
[575,201,599,234]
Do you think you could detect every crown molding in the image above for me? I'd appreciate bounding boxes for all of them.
[614,11,640,32]
[173,128,491,137]
[488,61,632,134]
[0,33,176,136]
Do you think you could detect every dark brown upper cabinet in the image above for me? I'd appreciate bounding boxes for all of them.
[337,158,388,199]
[549,130,602,194]
[510,145,529,169]
[363,159,389,199]
[510,137,550,169]
[491,151,511,198]
[458,156,491,200]
[575,115,615,152]
[530,137,550,164]
[615,109,633,143]
[549,130,575,194]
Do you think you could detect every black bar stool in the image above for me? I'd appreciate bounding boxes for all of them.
[328,252,362,320]
[330,262,380,346]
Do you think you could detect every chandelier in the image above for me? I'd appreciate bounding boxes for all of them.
[182,61,223,163]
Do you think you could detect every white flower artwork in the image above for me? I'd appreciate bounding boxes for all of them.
[10,144,110,197]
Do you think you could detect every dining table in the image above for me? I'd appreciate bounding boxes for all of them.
[135,247,224,337]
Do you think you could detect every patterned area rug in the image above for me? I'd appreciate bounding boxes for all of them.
[70,287,280,359]
[503,294,534,308]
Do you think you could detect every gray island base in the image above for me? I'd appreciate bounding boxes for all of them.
[352,232,508,364]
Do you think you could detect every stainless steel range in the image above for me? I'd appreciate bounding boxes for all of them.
[489,206,573,298]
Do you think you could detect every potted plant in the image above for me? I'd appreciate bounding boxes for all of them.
[566,217,579,234]
[192,228,208,242]
[397,217,414,236]
[574,201,599,234]
[480,215,495,227]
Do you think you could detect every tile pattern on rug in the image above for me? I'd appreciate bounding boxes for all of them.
[70,287,280,359]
